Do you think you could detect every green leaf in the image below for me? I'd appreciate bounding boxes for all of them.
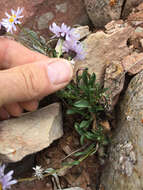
[62,160,80,166]
[67,109,76,115]
[80,135,85,145]
[75,123,85,136]
[33,44,46,55]
[85,131,96,140]
[79,120,90,129]
[82,69,88,86]
[74,99,90,108]
[89,73,96,86]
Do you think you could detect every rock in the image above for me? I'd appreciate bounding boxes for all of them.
[140,39,143,48]
[122,52,143,75]
[127,3,143,27]
[122,0,143,18]
[83,0,124,27]
[74,21,134,84]
[0,0,44,31]
[104,61,125,110]
[74,26,91,40]
[101,70,143,189]
[0,103,63,163]
[0,0,90,38]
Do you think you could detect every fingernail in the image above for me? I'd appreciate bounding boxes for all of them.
[47,60,73,85]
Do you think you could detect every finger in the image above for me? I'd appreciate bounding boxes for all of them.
[19,100,39,112]
[0,58,73,106]
[4,103,23,117]
[0,38,47,69]
[0,107,10,120]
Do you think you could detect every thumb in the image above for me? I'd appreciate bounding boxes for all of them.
[0,58,73,106]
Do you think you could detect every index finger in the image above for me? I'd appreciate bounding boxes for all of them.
[0,37,48,69]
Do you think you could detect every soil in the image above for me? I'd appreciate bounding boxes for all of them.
[11,98,103,190]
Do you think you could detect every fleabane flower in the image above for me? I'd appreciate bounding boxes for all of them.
[49,22,79,42]
[0,164,17,190]
[62,40,85,61]
[1,7,24,33]
[49,22,70,39]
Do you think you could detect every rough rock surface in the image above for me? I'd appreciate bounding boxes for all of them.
[101,70,143,189]
[122,0,143,18]
[122,52,143,75]
[0,0,90,37]
[0,103,63,162]
[74,26,91,40]
[127,3,143,28]
[74,21,134,84]
[84,0,124,27]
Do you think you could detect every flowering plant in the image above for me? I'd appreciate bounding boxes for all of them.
[0,7,85,63]
[0,164,17,190]
[0,7,109,189]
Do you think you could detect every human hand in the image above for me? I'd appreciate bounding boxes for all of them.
[0,38,73,120]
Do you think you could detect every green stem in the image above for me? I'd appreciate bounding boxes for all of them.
[57,39,63,58]
[17,146,97,183]
[17,24,45,51]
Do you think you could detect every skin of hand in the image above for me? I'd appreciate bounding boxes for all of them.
[0,37,73,120]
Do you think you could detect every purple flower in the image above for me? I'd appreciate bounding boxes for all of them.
[0,164,17,190]
[66,28,80,42]
[49,22,70,38]
[49,22,79,42]
[62,40,85,61]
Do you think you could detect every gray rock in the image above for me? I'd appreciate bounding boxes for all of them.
[101,70,143,189]
[0,103,63,163]
[84,0,124,27]
[37,12,54,30]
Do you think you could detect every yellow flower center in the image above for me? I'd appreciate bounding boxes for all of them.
[9,15,16,23]
[0,183,2,190]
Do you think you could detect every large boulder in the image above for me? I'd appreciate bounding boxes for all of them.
[83,0,124,27]
[101,70,143,189]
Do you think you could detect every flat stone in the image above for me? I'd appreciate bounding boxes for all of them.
[122,52,143,75]
[0,103,63,163]
[74,26,91,40]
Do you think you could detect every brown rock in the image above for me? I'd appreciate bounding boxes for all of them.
[0,103,63,163]
[122,52,143,75]
[74,21,134,84]
[84,0,124,27]
[0,0,44,29]
[127,3,143,27]
[122,0,143,19]
[104,61,125,110]
[23,0,90,38]
[0,0,90,38]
